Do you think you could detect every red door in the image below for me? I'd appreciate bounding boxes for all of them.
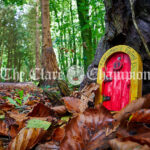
[102,52,131,111]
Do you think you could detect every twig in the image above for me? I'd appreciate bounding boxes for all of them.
[129,0,150,58]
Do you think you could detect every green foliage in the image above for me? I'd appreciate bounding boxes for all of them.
[0,3,36,82]
[2,0,27,6]
[61,116,70,122]
[7,97,19,107]
[0,115,5,120]
[7,90,30,107]
[26,119,51,130]
[0,0,105,83]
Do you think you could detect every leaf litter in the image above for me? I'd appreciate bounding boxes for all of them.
[0,83,149,150]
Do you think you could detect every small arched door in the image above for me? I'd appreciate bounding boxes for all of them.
[96,45,143,111]
[102,52,131,111]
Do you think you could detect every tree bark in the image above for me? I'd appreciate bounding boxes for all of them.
[76,0,93,72]
[35,0,41,72]
[70,0,77,65]
[81,0,150,95]
[40,0,59,85]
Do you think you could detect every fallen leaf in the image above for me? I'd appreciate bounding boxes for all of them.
[130,109,150,124]
[109,139,150,150]
[51,106,67,116]
[0,116,15,137]
[117,118,150,146]
[52,127,65,142]
[8,128,46,150]
[28,103,54,117]
[35,141,59,150]
[60,105,115,150]
[64,83,99,114]
[8,112,28,122]
[114,94,150,122]
[26,119,51,130]
[0,141,4,150]
[63,97,83,114]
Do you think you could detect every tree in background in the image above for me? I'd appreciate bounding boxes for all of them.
[0,0,105,83]
[35,0,41,75]
[76,0,93,72]
[40,0,59,85]
[0,3,35,81]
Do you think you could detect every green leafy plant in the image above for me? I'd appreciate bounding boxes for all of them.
[7,90,30,107]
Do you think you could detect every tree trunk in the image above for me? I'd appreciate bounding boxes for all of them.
[40,0,59,85]
[70,0,77,65]
[76,0,93,72]
[35,0,41,73]
[81,0,150,95]
[0,44,3,70]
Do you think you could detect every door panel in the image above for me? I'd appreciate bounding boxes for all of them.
[102,52,131,111]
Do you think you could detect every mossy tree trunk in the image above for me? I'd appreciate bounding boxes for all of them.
[81,0,150,95]
[76,0,93,72]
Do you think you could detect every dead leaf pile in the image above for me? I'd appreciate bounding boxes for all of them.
[0,82,150,150]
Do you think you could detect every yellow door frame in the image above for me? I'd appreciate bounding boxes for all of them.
[95,45,143,105]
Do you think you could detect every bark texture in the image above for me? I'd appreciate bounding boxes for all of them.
[35,0,41,78]
[36,0,41,68]
[41,0,59,84]
[81,0,150,95]
[76,0,93,72]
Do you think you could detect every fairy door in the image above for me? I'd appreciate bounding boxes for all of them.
[102,52,131,111]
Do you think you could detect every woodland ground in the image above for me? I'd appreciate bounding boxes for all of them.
[0,82,150,150]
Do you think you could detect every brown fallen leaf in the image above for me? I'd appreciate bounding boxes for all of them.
[52,127,65,142]
[114,94,150,122]
[25,100,39,106]
[0,104,14,111]
[51,106,67,116]
[0,116,15,137]
[28,103,54,117]
[60,83,100,115]
[60,105,115,150]
[62,97,83,114]
[109,139,150,150]
[35,141,60,150]
[72,83,99,98]
[0,141,4,150]
[8,128,46,150]
[80,83,99,103]
[8,112,28,122]
[130,109,150,124]
[117,117,150,147]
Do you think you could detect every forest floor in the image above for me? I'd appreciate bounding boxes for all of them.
[0,82,150,150]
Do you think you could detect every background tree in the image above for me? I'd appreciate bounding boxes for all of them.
[0,0,105,84]
[76,0,93,72]
[35,0,41,72]
[40,0,59,85]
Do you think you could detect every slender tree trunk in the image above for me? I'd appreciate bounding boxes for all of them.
[76,0,93,72]
[0,44,3,70]
[35,0,41,79]
[70,0,76,65]
[36,0,41,69]
[41,0,59,85]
